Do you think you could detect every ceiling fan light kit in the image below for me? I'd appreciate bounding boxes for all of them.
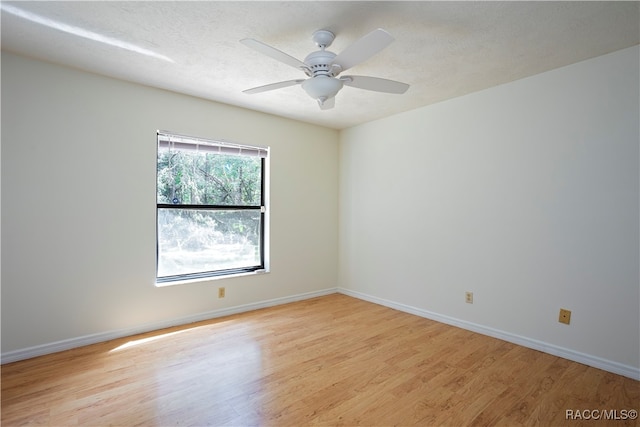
[302,76,344,105]
[241,28,409,110]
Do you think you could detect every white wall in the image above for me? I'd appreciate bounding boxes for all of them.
[3,46,639,379]
[1,52,339,355]
[339,46,639,376]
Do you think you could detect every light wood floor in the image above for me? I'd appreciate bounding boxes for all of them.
[2,294,638,426]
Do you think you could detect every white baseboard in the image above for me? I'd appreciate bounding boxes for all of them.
[338,288,640,381]
[4,287,638,381]
[1,287,338,364]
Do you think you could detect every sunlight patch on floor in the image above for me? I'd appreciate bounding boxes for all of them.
[110,330,189,352]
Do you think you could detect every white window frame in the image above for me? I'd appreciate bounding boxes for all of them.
[155,131,269,286]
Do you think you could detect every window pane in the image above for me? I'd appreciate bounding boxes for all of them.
[157,208,262,277]
[157,151,262,206]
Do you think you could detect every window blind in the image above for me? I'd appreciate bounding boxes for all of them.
[157,131,268,158]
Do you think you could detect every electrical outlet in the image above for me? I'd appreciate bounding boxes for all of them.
[465,291,473,304]
[218,287,226,298]
[559,308,571,325]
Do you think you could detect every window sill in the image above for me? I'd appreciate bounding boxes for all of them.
[155,269,268,287]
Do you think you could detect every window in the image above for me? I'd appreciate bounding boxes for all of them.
[156,131,268,284]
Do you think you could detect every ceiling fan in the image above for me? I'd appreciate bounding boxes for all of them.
[240,28,410,110]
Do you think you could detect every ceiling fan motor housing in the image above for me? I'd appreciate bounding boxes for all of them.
[303,33,344,102]
[304,50,340,77]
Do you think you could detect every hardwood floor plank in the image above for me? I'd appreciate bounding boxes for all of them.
[2,294,638,426]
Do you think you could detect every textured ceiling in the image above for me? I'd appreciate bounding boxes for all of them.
[2,1,639,129]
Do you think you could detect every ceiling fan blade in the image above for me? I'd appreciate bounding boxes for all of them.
[243,79,305,94]
[341,75,409,94]
[240,38,307,70]
[332,28,394,72]
[319,96,335,110]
